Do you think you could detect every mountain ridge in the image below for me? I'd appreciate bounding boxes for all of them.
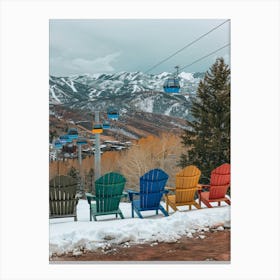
[49,71,204,120]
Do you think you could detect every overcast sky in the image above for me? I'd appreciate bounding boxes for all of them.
[49,19,230,76]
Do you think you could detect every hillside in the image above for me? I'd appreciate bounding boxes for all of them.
[49,71,203,141]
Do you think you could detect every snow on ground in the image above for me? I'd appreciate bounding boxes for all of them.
[156,72,170,79]
[164,103,179,116]
[109,128,138,140]
[49,85,61,104]
[135,96,154,113]
[49,200,230,257]
[61,77,77,92]
[170,121,189,130]
[132,84,142,93]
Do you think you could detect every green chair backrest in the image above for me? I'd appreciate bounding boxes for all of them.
[95,172,126,213]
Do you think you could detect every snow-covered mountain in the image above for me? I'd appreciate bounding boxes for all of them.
[49,71,204,120]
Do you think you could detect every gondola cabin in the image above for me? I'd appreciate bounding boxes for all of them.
[67,128,79,140]
[107,108,119,120]
[163,78,180,93]
[102,121,110,129]
[59,134,72,143]
[54,140,63,149]
[92,124,103,134]
[76,137,87,145]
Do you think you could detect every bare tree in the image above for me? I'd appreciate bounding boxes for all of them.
[120,133,184,189]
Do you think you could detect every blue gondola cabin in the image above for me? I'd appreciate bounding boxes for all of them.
[103,121,110,129]
[54,140,63,149]
[76,137,88,145]
[67,128,79,140]
[163,78,180,93]
[107,108,119,120]
[59,134,72,143]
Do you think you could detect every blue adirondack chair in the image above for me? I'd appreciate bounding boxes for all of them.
[127,168,169,218]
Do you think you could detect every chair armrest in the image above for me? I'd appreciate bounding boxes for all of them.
[122,191,128,199]
[174,187,199,193]
[198,184,210,190]
[165,186,176,191]
[85,192,95,198]
[85,192,96,204]
[163,189,170,194]
[127,189,139,194]
[127,189,140,201]
[75,193,81,199]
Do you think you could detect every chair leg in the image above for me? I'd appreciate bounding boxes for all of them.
[131,203,134,218]
[168,201,178,212]
[225,199,231,205]
[193,202,201,209]
[201,199,212,208]
[198,190,202,206]
[119,210,124,219]
[156,209,158,215]
[159,205,169,217]
[134,208,143,219]
[189,205,191,211]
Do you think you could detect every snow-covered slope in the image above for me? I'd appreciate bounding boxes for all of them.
[49,71,204,119]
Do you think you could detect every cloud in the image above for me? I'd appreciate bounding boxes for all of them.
[50,20,230,75]
[69,52,121,74]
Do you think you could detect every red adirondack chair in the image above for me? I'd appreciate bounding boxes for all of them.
[198,163,231,207]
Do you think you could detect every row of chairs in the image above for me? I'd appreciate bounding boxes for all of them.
[49,163,230,222]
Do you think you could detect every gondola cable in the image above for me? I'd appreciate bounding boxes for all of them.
[163,43,230,94]
[144,19,230,74]
[180,43,230,71]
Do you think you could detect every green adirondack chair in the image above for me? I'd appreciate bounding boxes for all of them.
[49,175,79,221]
[85,172,127,221]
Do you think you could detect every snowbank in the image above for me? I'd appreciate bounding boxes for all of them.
[49,200,230,257]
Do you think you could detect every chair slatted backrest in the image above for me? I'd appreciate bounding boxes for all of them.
[49,175,77,216]
[175,165,201,203]
[95,172,126,213]
[209,163,231,199]
[139,169,169,209]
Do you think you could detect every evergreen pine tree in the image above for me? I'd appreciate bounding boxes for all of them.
[49,129,58,144]
[179,57,230,183]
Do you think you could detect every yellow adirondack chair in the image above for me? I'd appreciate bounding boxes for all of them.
[165,165,201,212]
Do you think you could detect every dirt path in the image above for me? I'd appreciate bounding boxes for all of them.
[50,229,230,262]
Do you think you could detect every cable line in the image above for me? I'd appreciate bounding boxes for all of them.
[144,19,230,74]
[180,43,230,71]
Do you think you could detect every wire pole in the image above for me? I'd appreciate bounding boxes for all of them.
[78,144,83,192]
[175,65,179,77]
[94,111,101,184]
[55,149,60,176]
[78,145,82,165]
